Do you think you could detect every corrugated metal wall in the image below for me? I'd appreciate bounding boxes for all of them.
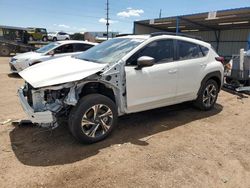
[185,29,250,57]
[134,23,165,34]
[134,22,250,57]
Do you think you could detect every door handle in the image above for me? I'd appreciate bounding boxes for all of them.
[168,69,178,74]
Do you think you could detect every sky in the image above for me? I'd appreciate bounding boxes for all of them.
[0,0,250,33]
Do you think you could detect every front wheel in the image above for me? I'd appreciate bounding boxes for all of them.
[194,79,219,111]
[69,94,118,144]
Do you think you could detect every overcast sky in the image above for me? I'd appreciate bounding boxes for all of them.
[0,0,249,33]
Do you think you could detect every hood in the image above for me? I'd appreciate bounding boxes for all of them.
[19,56,107,88]
[14,51,42,60]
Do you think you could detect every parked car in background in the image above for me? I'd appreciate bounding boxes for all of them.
[48,32,70,41]
[27,27,48,41]
[9,40,97,73]
[18,33,224,144]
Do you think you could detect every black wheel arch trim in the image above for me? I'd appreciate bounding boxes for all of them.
[198,71,222,96]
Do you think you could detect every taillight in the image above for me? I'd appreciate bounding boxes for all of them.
[215,57,225,65]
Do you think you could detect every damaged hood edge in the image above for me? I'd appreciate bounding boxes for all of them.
[19,56,108,88]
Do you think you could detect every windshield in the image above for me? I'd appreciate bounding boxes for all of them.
[36,42,60,53]
[76,38,145,64]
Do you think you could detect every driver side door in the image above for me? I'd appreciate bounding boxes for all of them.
[125,39,178,113]
[43,44,75,61]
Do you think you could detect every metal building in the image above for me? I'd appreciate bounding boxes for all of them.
[133,7,250,57]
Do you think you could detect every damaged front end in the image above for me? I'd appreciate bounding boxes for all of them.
[18,82,77,129]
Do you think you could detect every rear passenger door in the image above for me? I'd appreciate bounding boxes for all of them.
[175,40,209,101]
[73,43,93,53]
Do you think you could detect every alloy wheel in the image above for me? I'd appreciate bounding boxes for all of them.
[81,104,113,138]
[202,84,217,108]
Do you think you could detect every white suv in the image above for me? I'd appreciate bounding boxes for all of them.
[48,32,70,41]
[18,33,224,144]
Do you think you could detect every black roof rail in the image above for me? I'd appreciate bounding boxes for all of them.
[150,32,202,40]
[116,34,134,37]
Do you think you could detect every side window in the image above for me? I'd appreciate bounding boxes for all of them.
[177,40,203,60]
[73,43,93,52]
[127,39,174,66]
[200,45,209,56]
[40,29,46,33]
[54,44,74,54]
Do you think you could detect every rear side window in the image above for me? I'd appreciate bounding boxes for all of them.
[200,45,209,56]
[73,43,93,52]
[177,40,203,60]
[127,39,174,65]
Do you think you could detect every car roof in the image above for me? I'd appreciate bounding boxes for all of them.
[57,40,98,46]
[118,34,211,48]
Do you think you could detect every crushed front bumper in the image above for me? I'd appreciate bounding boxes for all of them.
[18,88,54,124]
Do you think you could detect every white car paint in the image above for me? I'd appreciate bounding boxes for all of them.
[47,32,70,41]
[125,61,178,112]
[19,56,107,88]
[9,40,97,73]
[122,35,223,113]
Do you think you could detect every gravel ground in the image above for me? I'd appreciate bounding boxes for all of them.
[0,57,250,188]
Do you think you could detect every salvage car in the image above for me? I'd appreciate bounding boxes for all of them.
[18,33,224,144]
[9,40,97,73]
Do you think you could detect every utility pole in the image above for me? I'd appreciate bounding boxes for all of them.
[159,9,162,19]
[106,0,109,40]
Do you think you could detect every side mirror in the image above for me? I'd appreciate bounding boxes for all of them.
[135,56,155,70]
[48,50,55,56]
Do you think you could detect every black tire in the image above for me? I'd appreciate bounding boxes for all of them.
[53,37,57,41]
[65,38,69,40]
[42,36,48,42]
[0,45,10,56]
[194,79,219,111]
[68,94,118,144]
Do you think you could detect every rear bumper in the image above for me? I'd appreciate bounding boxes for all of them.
[18,88,54,124]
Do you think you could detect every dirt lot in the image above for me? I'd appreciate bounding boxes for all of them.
[0,57,250,188]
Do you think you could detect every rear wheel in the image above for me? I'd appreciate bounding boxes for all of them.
[69,94,118,144]
[194,79,218,111]
[42,36,48,42]
[0,45,10,56]
[53,37,57,41]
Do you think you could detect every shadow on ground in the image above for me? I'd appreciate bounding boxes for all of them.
[7,73,21,79]
[9,102,223,167]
